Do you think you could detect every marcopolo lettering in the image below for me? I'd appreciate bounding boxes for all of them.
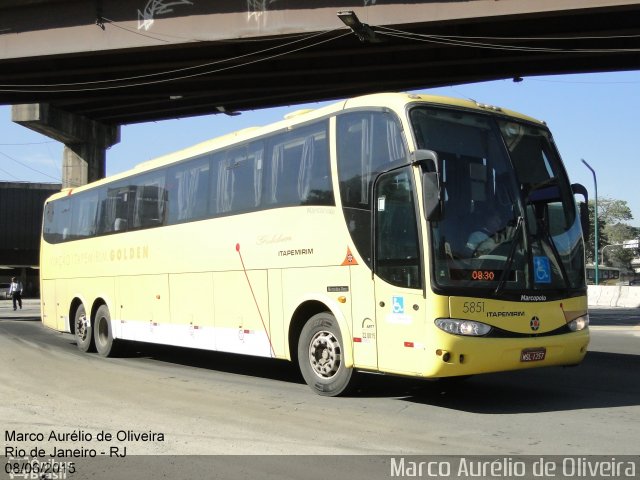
[521,294,547,302]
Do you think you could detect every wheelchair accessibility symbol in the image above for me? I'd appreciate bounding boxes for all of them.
[392,296,405,314]
[533,256,551,284]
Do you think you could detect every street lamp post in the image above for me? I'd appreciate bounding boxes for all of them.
[601,244,621,267]
[581,159,599,285]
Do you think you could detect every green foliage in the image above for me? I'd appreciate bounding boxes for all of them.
[585,197,639,268]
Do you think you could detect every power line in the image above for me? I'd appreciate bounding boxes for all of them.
[0,164,20,180]
[0,141,57,146]
[100,16,313,44]
[0,28,347,92]
[377,27,640,42]
[376,26,640,54]
[0,150,60,181]
[44,143,62,175]
[378,31,640,54]
[102,17,172,44]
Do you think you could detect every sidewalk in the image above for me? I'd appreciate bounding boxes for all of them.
[0,297,41,320]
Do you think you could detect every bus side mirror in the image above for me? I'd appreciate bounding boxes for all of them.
[413,149,442,221]
[572,183,590,241]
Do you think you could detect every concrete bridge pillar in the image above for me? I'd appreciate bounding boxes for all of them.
[12,104,120,188]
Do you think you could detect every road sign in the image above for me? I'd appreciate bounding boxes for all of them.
[623,239,639,249]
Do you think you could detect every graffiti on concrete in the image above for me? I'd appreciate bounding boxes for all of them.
[247,0,279,22]
[138,0,194,31]
[136,0,376,30]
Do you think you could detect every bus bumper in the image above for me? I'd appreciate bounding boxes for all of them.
[424,328,590,377]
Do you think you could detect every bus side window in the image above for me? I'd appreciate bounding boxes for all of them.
[42,198,72,243]
[98,184,131,234]
[214,142,263,214]
[270,136,303,206]
[114,218,127,231]
[264,121,330,208]
[232,142,263,212]
[68,191,100,240]
[337,110,408,269]
[132,172,167,229]
[301,132,333,205]
[167,156,210,223]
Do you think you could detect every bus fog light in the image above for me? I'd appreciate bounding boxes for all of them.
[435,318,491,336]
[568,314,589,332]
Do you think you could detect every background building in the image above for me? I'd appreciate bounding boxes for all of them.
[0,182,61,297]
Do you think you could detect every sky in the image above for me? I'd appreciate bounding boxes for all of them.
[1,70,639,227]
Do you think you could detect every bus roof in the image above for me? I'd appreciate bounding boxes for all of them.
[45,92,544,202]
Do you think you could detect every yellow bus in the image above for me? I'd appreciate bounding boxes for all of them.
[586,265,621,285]
[585,264,637,285]
[40,93,590,396]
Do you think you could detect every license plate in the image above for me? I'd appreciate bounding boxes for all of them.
[520,347,546,362]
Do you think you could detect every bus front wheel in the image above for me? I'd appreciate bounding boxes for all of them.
[94,305,118,357]
[297,312,357,396]
[74,304,94,353]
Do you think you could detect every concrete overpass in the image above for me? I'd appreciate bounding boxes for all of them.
[1,0,640,186]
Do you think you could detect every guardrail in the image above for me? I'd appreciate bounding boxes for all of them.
[588,285,640,308]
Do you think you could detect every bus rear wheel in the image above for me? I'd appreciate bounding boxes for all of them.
[74,304,94,353]
[297,312,357,396]
[94,305,118,357]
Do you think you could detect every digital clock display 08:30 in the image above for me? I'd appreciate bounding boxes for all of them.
[450,269,504,281]
[472,270,497,281]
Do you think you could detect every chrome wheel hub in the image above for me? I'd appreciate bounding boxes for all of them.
[76,313,88,341]
[308,330,341,379]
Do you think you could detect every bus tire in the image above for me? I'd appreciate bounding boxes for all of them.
[74,303,94,353]
[297,312,357,396]
[94,305,118,357]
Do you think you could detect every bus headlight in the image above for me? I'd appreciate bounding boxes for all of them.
[568,314,589,332]
[435,318,492,336]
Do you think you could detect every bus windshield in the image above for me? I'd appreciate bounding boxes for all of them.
[410,106,586,296]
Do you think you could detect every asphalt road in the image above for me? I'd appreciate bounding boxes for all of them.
[0,299,638,478]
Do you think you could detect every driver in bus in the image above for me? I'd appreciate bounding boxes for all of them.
[466,206,513,257]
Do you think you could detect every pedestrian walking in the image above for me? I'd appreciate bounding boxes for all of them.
[9,277,23,310]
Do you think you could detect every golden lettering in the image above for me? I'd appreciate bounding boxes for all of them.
[108,245,149,261]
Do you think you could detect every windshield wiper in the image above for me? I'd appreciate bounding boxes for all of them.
[494,215,524,297]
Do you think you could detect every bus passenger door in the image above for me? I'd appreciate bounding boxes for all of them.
[373,168,427,375]
[349,265,378,370]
